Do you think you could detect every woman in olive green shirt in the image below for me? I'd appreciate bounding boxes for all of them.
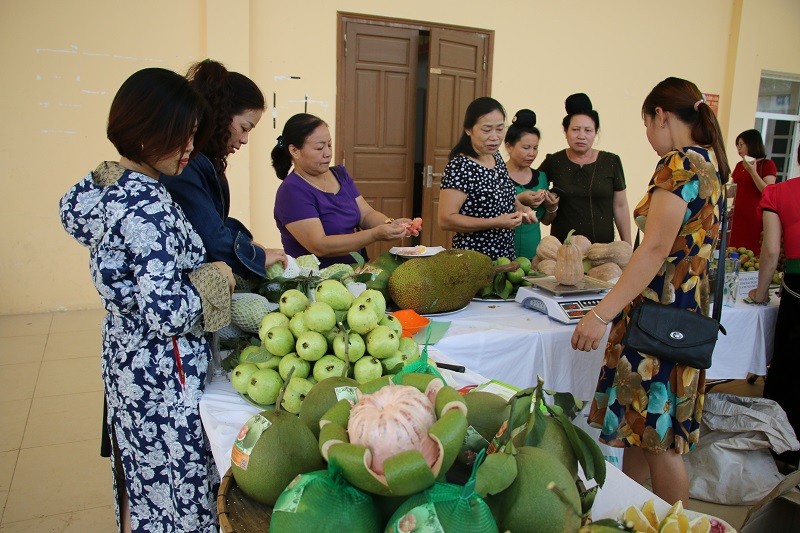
[538,93,631,244]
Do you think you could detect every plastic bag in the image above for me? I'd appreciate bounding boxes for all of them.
[684,393,800,504]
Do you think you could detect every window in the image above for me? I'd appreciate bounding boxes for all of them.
[756,73,800,181]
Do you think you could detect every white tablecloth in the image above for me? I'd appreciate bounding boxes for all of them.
[428,295,779,400]
[712,297,779,377]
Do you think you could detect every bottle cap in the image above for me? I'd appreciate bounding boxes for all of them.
[729,252,739,259]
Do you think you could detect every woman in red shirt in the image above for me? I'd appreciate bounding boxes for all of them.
[730,129,777,255]
[747,143,800,468]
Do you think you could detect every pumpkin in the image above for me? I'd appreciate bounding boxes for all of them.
[571,234,592,256]
[537,259,556,276]
[588,262,623,282]
[555,229,584,286]
[586,241,633,267]
[536,235,561,261]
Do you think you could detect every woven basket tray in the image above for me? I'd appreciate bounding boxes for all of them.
[217,468,272,532]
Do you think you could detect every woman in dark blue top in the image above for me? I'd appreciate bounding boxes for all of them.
[162,59,286,280]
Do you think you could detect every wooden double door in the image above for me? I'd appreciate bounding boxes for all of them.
[337,15,493,260]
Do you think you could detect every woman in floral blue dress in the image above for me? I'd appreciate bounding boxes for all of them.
[571,77,730,506]
[59,68,234,532]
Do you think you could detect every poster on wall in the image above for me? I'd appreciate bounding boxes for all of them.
[702,93,719,115]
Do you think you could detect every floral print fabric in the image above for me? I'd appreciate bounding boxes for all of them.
[589,148,723,453]
[59,162,219,531]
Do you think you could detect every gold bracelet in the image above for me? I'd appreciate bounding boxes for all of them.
[591,309,609,325]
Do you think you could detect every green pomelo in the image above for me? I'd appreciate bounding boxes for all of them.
[231,410,324,506]
[486,447,581,533]
[386,482,498,533]
[299,376,359,439]
[534,416,579,479]
[269,469,380,532]
[463,391,510,441]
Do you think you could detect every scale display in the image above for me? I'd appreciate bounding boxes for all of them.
[514,285,609,324]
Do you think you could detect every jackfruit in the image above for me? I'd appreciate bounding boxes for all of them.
[388,249,494,314]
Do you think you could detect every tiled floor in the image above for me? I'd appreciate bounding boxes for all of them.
[0,310,116,532]
[0,310,776,532]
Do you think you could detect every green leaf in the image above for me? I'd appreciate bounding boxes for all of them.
[350,252,366,268]
[493,388,534,450]
[545,390,584,420]
[475,451,517,497]
[493,272,506,296]
[580,485,600,515]
[524,407,548,447]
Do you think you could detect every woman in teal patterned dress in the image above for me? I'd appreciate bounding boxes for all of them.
[571,77,730,506]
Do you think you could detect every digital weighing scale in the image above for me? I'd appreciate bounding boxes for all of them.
[514,276,613,324]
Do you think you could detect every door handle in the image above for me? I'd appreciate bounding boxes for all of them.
[425,165,442,188]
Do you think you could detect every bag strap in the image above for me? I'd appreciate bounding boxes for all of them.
[634,150,728,322]
[711,191,728,322]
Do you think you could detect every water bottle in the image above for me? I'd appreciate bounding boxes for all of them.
[723,252,740,307]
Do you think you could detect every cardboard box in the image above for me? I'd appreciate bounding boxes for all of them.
[740,470,800,531]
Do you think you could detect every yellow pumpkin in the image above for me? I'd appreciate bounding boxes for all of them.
[536,235,561,261]
[555,230,585,286]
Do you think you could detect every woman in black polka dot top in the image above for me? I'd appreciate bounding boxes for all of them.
[438,97,533,260]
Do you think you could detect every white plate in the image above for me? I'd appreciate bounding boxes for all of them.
[471,296,516,302]
[390,246,446,258]
[421,304,469,317]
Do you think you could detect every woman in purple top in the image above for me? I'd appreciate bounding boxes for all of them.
[272,113,416,267]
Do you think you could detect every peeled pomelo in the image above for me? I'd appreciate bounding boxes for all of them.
[318,374,468,497]
[641,498,659,529]
[623,504,656,533]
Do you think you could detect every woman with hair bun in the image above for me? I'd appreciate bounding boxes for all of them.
[572,77,730,505]
[538,93,631,244]
[504,109,559,257]
[162,59,286,281]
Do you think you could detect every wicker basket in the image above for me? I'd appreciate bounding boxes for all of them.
[217,468,272,532]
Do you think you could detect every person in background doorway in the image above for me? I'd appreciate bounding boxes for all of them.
[538,93,631,244]
[746,142,800,468]
[272,113,417,267]
[504,108,559,258]
[572,78,730,506]
[162,59,287,282]
[438,97,534,260]
[729,129,777,256]
[59,67,234,532]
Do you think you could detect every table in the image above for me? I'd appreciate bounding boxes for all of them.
[427,295,779,400]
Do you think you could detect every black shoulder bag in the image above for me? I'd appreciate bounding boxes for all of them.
[622,186,728,370]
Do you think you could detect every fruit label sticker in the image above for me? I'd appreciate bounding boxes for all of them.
[389,502,445,533]
[272,474,311,514]
[334,386,358,403]
[231,414,272,470]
